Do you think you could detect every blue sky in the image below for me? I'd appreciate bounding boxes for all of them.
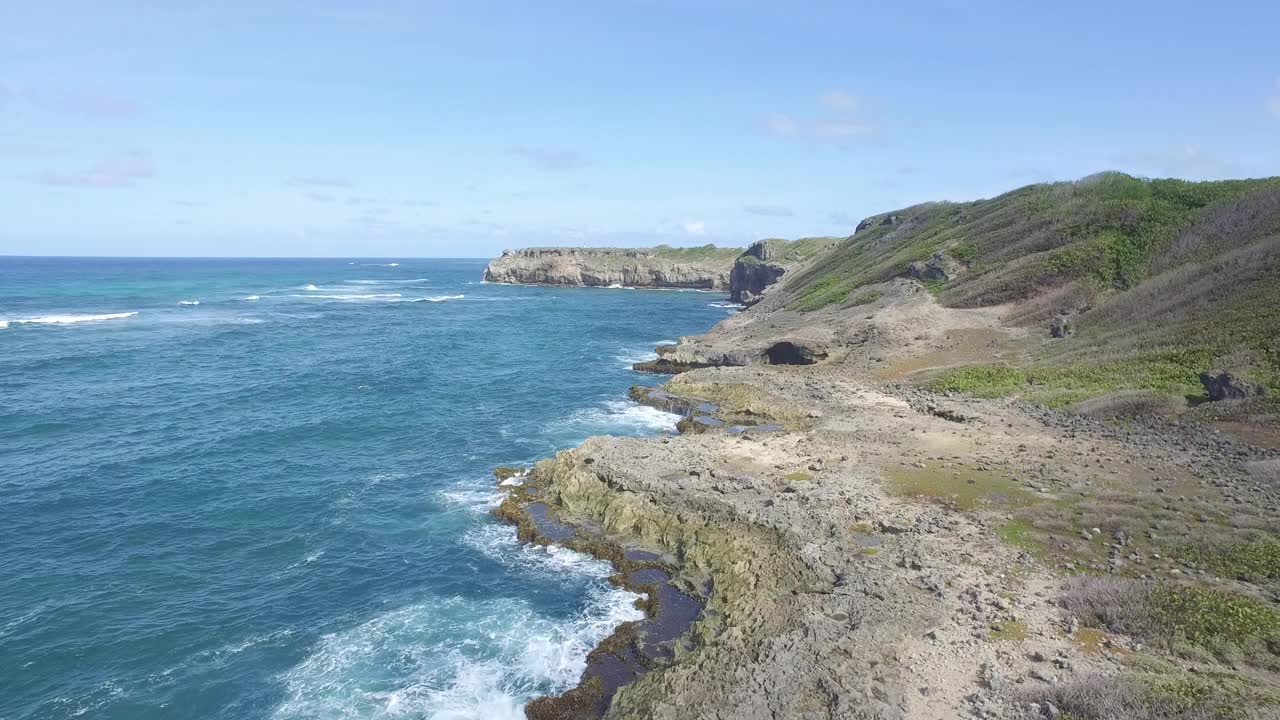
[2,1,1278,257]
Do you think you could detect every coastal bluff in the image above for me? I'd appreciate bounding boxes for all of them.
[484,239,839,300]
[482,245,740,290]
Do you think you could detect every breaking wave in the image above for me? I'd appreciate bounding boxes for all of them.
[2,312,138,326]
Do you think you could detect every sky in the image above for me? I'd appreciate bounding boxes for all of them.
[2,0,1278,258]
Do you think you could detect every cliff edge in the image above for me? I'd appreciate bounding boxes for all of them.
[482,245,741,290]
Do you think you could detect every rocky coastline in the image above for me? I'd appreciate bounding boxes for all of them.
[488,173,1280,719]
[494,310,1279,719]
[482,246,740,290]
[482,239,836,301]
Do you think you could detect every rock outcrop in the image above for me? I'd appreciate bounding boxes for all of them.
[728,237,841,305]
[483,246,740,290]
[907,251,966,282]
[1200,369,1269,401]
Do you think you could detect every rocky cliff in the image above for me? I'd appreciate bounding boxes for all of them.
[482,246,741,290]
[728,237,841,304]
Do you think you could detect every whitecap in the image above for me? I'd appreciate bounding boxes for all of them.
[438,486,506,514]
[615,339,676,368]
[287,293,403,300]
[302,284,320,291]
[463,524,615,577]
[3,312,138,326]
[0,320,8,330]
[178,300,200,306]
[349,278,429,285]
[270,587,643,720]
[390,294,464,303]
[560,400,680,434]
[708,301,742,309]
[244,295,261,301]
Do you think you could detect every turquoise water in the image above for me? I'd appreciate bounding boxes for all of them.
[0,257,734,720]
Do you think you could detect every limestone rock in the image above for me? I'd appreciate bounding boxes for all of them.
[482,246,737,289]
[908,252,965,282]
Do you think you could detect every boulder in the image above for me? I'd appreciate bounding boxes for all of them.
[1199,370,1268,401]
[1049,316,1074,338]
[908,252,965,282]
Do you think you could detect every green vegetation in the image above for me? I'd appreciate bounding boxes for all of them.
[997,518,1046,555]
[1156,586,1280,649]
[1146,671,1277,718]
[778,174,1280,341]
[882,463,1031,510]
[663,376,813,428]
[990,618,1028,641]
[651,243,742,262]
[846,289,882,307]
[930,348,1212,407]
[1179,540,1280,582]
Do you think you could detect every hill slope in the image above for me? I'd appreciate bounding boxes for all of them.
[767,172,1280,402]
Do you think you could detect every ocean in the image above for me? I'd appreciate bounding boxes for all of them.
[0,257,733,720]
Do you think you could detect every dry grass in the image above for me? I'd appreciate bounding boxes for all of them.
[1023,672,1276,720]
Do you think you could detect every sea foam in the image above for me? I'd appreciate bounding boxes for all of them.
[270,579,642,720]
[561,400,680,434]
[2,312,138,326]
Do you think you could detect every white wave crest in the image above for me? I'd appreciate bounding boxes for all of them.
[302,284,320,291]
[389,294,464,303]
[708,301,742,309]
[178,300,200,306]
[615,339,676,368]
[349,278,429,285]
[3,312,138,326]
[463,524,615,577]
[270,586,642,720]
[561,400,680,434]
[288,293,403,300]
[438,486,506,514]
[243,295,261,301]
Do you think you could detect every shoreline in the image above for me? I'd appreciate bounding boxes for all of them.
[483,303,1280,719]
[491,464,707,718]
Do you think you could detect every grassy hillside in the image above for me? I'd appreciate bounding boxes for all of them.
[780,172,1280,401]
[740,236,843,265]
[651,244,743,262]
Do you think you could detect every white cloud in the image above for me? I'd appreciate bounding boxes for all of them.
[24,151,153,188]
[681,220,706,235]
[760,91,879,144]
[819,90,859,112]
[507,145,585,171]
[761,112,800,136]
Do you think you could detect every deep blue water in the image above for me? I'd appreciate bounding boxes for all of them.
[0,257,734,720]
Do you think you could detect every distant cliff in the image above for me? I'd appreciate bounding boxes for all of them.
[482,245,741,290]
[729,237,842,304]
